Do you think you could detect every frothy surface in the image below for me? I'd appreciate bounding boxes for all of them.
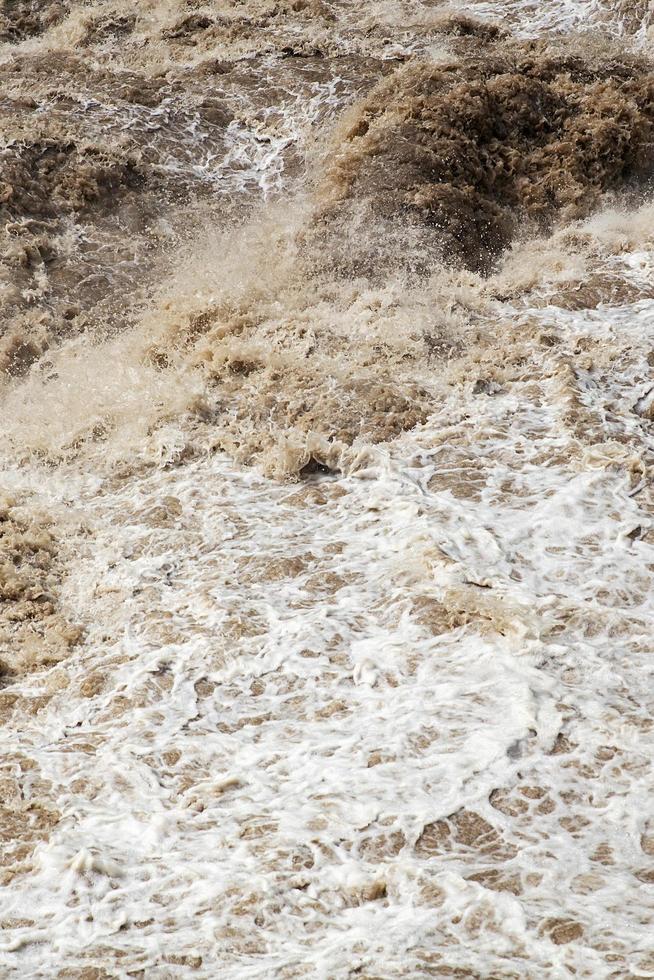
[1,1,654,977]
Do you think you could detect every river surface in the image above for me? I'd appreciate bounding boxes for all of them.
[1,1,654,977]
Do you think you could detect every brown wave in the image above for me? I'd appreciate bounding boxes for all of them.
[318,39,654,274]
[0,0,68,44]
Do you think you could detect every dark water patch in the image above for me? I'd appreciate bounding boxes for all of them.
[0,0,68,44]
[319,39,654,273]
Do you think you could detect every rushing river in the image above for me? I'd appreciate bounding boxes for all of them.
[1,1,654,977]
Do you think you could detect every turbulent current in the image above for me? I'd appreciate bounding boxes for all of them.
[1,1,654,977]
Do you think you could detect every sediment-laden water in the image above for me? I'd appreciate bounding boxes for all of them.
[1,1,654,977]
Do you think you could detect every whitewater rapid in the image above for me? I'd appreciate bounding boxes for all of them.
[1,0,654,977]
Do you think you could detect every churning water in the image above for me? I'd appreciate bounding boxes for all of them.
[1,1,654,976]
